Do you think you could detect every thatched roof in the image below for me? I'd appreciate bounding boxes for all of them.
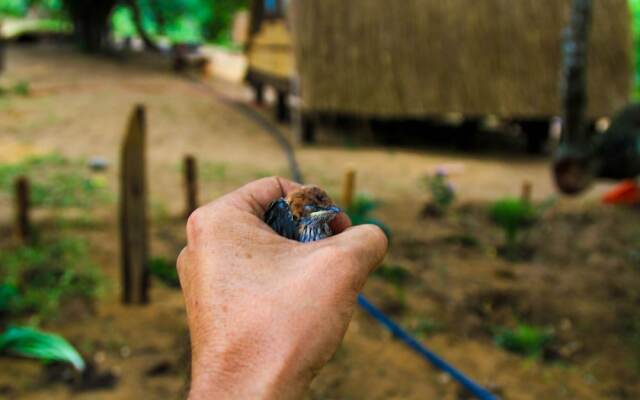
[289,0,632,118]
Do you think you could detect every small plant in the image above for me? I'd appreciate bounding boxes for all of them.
[374,264,410,312]
[0,326,85,371]
[422,169,455,217]
[374,264,411,286]
[412,317,443,338]
[149,257,180,288]
[346,193,391,237]
[0,284,21,317]
[490,197,537,258]
[13,81,30,96]
[494,324,554,357]
[0,238,103,320]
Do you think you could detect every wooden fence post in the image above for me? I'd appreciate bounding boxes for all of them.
[14,176,30,244]
[521,180,533,203]
[275,90,289,122]
[342,169,356,209]
[119,104,150,305]
[183,155,198,219]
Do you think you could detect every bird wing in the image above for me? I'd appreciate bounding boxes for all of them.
[264,198,298,240]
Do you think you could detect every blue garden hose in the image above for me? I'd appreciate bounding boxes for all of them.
[357,294,499,400]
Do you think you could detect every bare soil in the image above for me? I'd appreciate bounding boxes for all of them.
[1,44,639,399]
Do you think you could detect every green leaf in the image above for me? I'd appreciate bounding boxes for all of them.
[0,326,85,371]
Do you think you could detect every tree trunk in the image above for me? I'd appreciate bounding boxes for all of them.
[553,0,595,195]
[127,0,160,52]
[561,0,593,147]
[64,0,117,52]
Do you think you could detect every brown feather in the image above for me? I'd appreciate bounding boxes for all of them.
[286,185,335,219]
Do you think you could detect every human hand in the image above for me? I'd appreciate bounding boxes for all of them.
[177,177,388,399]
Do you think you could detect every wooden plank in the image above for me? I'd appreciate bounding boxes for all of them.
[183,155,198,219]
[119,105,150,305]
[14,176,30,244]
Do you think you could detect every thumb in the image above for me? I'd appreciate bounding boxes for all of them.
[326,224,389,290]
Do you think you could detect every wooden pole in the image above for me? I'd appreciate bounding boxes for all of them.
[183,155,198,219]
[119,104,150,305]
[521,180,533,203]
[342,169,356,209]
[275,90,289,122]
[14,176,30,244]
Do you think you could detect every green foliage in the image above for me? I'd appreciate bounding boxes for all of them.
[0,0,29,16]
[0,81,31,97]
[149,257,179,288]
[110,0,249,43]
[631,0,640,99]
[0,238,103,320]
[0,154,110,209]
[423,171,455,214]
[0,325,85,371]
[0,0,64,18]
[494,324,554,357]
[412,317,443,338]
[346,193,391,238]
[490,197,537,250]
[12,81,30,96]
[0,284,21,316]
[374,264,410,287]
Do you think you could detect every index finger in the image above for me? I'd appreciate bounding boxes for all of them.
[225,176,301,216]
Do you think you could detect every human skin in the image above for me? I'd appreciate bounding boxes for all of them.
[177,177,388,399]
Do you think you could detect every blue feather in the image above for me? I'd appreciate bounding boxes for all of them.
[264,198,298,240]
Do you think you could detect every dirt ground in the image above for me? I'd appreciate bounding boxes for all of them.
[1,43,639,399]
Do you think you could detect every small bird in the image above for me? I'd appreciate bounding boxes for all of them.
[264,185,342,243]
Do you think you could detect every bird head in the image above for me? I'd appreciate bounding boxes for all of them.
[286,185,341,225]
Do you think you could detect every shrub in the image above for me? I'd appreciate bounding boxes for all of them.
[494,324,554,357]
[149,257,180,288]
[346,193,391,238]
[490,197,537,253]
[423,170,455,215]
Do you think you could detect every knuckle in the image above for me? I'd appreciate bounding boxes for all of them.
[186,207,207,240]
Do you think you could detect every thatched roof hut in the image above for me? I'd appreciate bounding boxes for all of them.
[288,0,632,119]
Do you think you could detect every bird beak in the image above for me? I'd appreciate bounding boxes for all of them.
[310,205,342,218]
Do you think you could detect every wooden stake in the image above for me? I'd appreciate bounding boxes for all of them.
[119,105,150,305]
[521,180,533,203]
[183,155,198,219]
[342,169,356,209]
[14,176,30,244]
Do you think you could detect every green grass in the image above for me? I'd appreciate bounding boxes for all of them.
[0,154,110,209]
[494,324,554,358]
[149,257,180,289]
[0,237,103,321]
[0,81,31,97]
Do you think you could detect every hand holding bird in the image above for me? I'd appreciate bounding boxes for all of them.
[177,177,387,399]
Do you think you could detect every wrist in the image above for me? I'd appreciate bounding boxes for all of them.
[189,336,311,400]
